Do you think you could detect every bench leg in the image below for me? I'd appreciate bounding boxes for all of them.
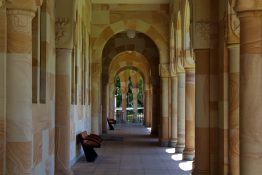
[83,146,98,162]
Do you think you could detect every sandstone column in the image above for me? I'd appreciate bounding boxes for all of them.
[109,82,115,119]
[183,68,195,160]
[55,49,73,175]
[120,83,128,123]
[150,78,158,135]
[102,83,109,133]
[160,77,169,146]
[91,63,101,134]
[192,50,210,175]
[132,88,139,122]
[237,6,262,174]
[170,76,178,147]
[228,44,240,175]
[144,85,152,127]
[6,9,35,174]
[176,72,186,153]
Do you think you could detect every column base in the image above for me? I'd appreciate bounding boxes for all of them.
[169,140,177,147]
[175,144,185,153]
[159,140,169,147]
[183,149,195,161]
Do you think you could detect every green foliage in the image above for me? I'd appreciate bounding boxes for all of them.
[115,74,144,108]
[115,76,122,107]
[127,76,133,107]
[137,78,143,107]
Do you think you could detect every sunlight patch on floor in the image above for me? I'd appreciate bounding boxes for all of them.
[171,153,183,161]
[179,161,193,171]
[165,148,176,154]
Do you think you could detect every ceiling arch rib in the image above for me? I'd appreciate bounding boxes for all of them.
[92,19,168,63]
[108,51,151,85]
[102,31,159,79]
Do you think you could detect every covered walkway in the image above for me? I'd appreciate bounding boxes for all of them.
[73,125,192,175]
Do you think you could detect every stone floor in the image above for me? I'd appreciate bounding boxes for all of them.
[72,124,192,175]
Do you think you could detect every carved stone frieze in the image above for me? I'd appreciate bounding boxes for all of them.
[55,17,70,42]
[159,63,170,78]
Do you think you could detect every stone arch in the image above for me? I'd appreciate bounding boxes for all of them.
[102,31,159,82]
[103,51,153,132]
[108,51,151,84]
[93,19,168,63]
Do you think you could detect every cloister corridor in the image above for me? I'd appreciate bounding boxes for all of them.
[72,124,192,175]
[1,0,262,174]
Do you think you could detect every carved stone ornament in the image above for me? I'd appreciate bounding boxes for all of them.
[228,3,240,38]
[169,63,176,77]
[195,22,211,41]
[8,10,34,34]
[159,63,170,78]
[55,17,69,42]
[194,22,217,49]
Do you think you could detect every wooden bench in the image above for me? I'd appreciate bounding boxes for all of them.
[79,131,103,162]
[107,118,116,130]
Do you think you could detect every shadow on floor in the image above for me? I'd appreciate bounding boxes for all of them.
[72,124,192,175]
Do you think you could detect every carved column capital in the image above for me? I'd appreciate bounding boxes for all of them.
[6,9,35,54]
[159,63,170,78]
[227,2,240,44]
[169,63,177,77]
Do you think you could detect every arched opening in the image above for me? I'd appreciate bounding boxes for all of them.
[101,30,160,136]
[114,69,144,125]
